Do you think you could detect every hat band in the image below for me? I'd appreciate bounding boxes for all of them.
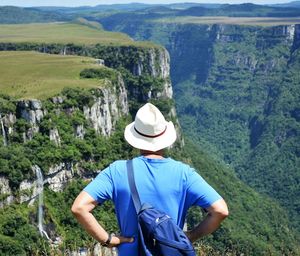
[134,126,167,138]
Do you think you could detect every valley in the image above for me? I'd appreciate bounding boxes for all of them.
[0,3,300,255]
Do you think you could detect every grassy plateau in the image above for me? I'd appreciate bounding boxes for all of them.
[0,22,136,45]
[0,51,108,99]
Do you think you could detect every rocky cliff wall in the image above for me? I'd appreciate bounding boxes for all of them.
[0,42,175,116]
[0,43,169,78]
[0,75,128,207]
[0,42,183,208]
[1,76,128,142]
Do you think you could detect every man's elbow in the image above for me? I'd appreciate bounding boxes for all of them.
[71,203,84,217]
[71,191,96,217]
[217,207,229,219]
[210,199,229,220]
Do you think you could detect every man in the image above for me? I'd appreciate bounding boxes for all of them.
[71,103,229,255]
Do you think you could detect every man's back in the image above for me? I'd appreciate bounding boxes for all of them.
[84,156,221,255]
[72,103,228,254]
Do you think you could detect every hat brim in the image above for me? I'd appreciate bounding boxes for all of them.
[124,121,177,151]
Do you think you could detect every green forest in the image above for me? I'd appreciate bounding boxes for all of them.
[97,9,300,229]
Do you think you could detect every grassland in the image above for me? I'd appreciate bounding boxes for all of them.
[0,22,141,45]
[0,51,109,99]
[153,16,300,26]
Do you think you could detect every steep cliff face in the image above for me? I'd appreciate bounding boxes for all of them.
[170,23,300,179]
[16,99,45,140]
[82,76,128,136]
[0,43,175,116]
[0,76,128,207]
[98,21,300,234]
[1,79,128,143]
[0,41,182,205]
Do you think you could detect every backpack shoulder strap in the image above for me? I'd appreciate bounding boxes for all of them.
[127,160,142,214]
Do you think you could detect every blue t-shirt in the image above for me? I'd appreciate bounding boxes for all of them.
[84,156,222,255]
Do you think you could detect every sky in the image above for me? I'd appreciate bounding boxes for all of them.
[0,0,295,7]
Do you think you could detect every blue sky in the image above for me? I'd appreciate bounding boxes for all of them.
[0,0,295,7]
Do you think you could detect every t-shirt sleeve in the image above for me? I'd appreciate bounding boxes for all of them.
[186,168,222,208]
[83,166,113,204]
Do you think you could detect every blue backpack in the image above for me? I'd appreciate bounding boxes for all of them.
[127,160,196,256]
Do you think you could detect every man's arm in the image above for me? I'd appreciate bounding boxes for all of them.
[71,191,133,247]
[186,198,229,242]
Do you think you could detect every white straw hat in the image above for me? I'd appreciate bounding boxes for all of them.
[124,103,177,151]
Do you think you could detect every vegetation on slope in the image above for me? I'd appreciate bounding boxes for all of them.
[183,140,300,255]
[171,25,300,234]
[0,106,134,254]
[0,204,47,254]
[240,47,300,228]
[1,119,299,255]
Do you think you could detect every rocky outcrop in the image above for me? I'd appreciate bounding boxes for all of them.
[215,24,244,43]
[214,24,299,46]
[0,176,14,207]
[132,58,143,76]
[117,75,128,114]
[17,99,45,124]
[49,128,61,146]
[75,124,85,139]
[0,112,16,146]
[133,47,170,78]
[127,47,174,102]
[103,46,170,79]
[0,114,7,146]
[157,79,173,99]
[83,76,128,136]
[19,178,37,205]
[233,55,258,72]
[52,96,64,104]
[0,74,129,144]
[292,24,300,50]
[83,91,116,136]
[157,48,170,79]
[18,163,74,204]
[3,113,16,134]
[286,24,296,42]
[16,99,46,140]
[4,163,77,207]
[46,163,75,192]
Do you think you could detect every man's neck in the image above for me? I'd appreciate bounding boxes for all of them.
[140,149,164,159]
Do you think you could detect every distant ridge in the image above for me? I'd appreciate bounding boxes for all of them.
[0,6,70,24]
[4,2,300,18]
[32,3,154,14]
[270,1,300,8]
[177,3,300,17]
